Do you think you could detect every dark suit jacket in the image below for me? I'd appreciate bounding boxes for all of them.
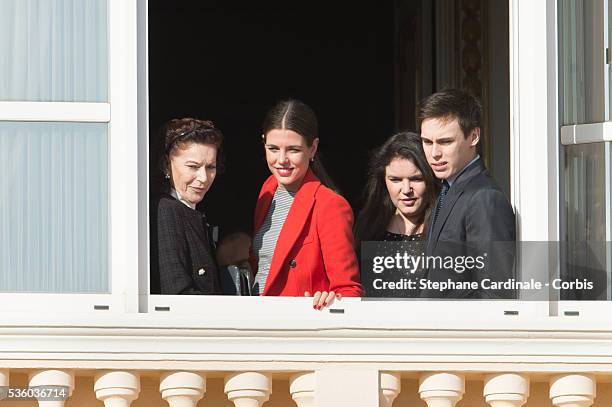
[150,193,221,295]
[423,159,516,298]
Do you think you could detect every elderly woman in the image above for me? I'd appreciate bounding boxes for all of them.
[151,118,224,295]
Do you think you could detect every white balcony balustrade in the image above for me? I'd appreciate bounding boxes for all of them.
[94,371,140,407]
[484,373,529,407]
[419,372,465,407]
[379,372,401,407]
[289,372,315,407]
[28,369,74,407]
[159,371,205,407]
[0,368,8,387]
[0,369,609,405]
[1,299,612,406]
[224,372,272,407]
[550,374,596,407]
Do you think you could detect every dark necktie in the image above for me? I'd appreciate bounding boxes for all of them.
[432,180,450,228]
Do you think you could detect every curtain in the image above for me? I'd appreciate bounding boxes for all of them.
[0,0,108,102]
[0,122,109,292]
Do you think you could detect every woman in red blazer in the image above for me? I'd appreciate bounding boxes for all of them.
[251,99,363,309]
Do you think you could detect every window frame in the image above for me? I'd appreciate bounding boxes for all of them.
[143,0,558,323]
[3,0,608,323]
[558,0,612,313]
[0,0,140,313]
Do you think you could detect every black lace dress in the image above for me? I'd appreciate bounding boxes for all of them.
[362,231,426,298]
[382,231,424,242]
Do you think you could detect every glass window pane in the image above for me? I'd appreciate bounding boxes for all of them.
[0,0,108,102]
[0,122,108,293]
[560,0,606,124]
[563,143,611,300]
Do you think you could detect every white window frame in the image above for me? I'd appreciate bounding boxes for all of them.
[145,0,558,322]
[557,0,612,315]
[3,0,604,323]
[559,126,612,316]
[508,0,562,318]
[0,0,139,313]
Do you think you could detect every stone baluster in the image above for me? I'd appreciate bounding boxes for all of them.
[419,372,465,407]
[550,374,596,407]
[224,372,272,407]
[0,368,8,387]
[94,371,140,407]
[379,372,401,407]
[160,371,205,407]
[28,369,74,407]
[0,369,7,403]
[484,373,529,407]
[289,372,315,407]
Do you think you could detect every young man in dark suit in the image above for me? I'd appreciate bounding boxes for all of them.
[419,89,516,298]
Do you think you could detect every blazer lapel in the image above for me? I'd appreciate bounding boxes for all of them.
[429,187,465,244]
[427,159,486,249]
[263,170,320,295]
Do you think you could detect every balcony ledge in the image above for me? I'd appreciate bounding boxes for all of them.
[1,298,612,372]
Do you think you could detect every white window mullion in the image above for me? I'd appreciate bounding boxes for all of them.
[510,0,560,316]
[511,0,560,242]
[560,122,612,144]
[109,0,139,313]
[136,0,150,313]
[0,102,110,122]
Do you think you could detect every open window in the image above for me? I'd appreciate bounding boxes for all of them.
[144,1,536,317]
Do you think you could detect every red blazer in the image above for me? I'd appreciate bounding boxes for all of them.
[251,170,363,297]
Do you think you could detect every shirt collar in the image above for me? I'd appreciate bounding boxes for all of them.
[446,154,480,187]
[170,188,196,210]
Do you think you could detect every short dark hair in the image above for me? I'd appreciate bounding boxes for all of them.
[160,117,225,178]
[417,89,482,138]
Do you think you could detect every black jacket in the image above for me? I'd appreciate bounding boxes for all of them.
[423,159,516,298]
[150,193,221,295]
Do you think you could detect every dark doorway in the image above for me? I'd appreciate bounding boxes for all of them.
[149,1,396,235]
[149,0,510,236]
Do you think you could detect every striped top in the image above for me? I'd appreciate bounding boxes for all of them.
[252,186,296,295]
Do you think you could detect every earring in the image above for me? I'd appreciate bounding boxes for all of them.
[165,173,170,179]
[310,157,315,162]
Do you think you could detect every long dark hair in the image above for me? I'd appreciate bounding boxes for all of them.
[355,132,440,243]
[262,99,337,190]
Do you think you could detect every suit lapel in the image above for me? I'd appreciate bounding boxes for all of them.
[263,170,320,295]
[428,159,486,248]
[429,187,465,244]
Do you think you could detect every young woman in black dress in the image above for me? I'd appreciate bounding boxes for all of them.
[356,131,440,244]
[355,132,440,298]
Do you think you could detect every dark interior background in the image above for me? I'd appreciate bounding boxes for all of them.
[149,0,396,236]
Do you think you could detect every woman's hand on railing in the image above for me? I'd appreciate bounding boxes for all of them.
[304,291,342,310]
